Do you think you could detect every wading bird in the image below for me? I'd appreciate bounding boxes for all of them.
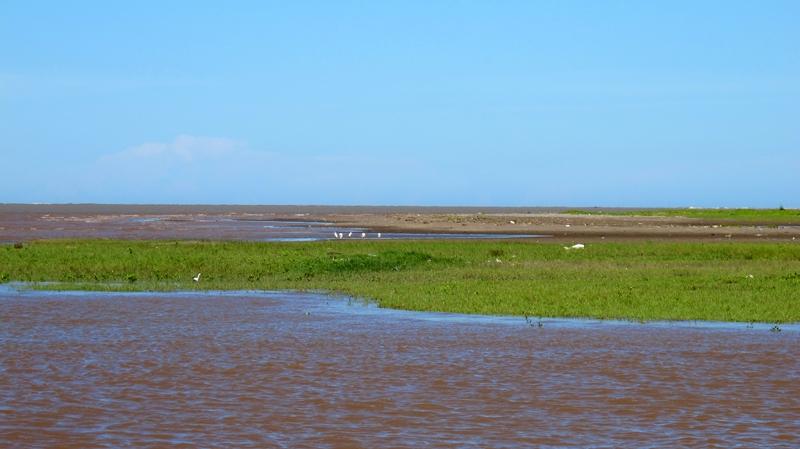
[193,273,201,282]
[361,232,366,238]
[564,243,585,250]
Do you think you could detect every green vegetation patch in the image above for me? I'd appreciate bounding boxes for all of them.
[301,250,450,275]
[2,239,799,323]
[564,208,800,222]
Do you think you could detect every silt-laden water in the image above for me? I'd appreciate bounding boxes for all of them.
[1,290,798,448]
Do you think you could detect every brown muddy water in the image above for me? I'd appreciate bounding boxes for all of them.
[1,289,799,448]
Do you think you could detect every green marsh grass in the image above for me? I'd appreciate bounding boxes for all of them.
[564,208,800,222]
[2,239,799,323]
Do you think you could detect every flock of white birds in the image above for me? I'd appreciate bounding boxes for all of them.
[332,231,381,239]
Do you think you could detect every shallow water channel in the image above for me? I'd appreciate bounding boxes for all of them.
[1,289,798,448]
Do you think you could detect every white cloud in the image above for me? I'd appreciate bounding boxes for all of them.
[85,135,273,202]
[77,135,428,204]
[101,135,244,164]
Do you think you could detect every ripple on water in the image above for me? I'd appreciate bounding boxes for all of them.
[1,289,799,448]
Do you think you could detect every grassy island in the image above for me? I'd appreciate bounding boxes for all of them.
[2,239,799,323]
[564,207,800,222]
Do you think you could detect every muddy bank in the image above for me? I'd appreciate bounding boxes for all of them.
[325,211,800,242]
[1,204,798,242]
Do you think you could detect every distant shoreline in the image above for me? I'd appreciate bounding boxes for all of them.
[0,203,648,215]
[2,204,798,242]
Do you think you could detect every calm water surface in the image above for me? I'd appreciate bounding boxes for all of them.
[1,290,798,448]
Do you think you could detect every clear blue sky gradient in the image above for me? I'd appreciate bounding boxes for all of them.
[2,1,798,206]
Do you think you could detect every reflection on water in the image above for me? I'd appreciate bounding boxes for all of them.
[1,289,799,448]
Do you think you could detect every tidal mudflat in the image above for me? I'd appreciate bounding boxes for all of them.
[1,289,798,448]
[0,206,541,242]
[3,204,799,242]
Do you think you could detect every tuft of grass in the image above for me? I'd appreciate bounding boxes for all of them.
[488,248,504,257]
[1,239,799,323]
[301,250,443,275]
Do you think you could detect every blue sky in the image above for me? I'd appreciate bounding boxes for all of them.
[2,1,798,206]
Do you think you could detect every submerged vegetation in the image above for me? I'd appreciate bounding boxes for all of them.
[2,239,800,323]
[564,207,800,222]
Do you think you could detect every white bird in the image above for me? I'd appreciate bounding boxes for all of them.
[333,232,339,239]
[377,232,382,238]
[361,232,366,238]
[193,272,201,282]
[348,231,353,237]
[564,243,585,250]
